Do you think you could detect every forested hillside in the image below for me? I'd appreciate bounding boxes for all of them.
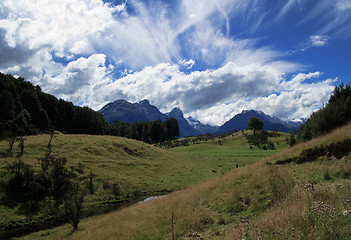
[0,73,179,143]
[299,84,351,141]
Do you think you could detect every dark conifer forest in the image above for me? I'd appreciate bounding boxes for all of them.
[0,73,179,143]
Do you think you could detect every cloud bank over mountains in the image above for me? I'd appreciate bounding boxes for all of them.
[1,0,350,125]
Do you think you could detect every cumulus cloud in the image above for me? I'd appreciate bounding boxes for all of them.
[185,74,335,125]
[92,61,279,111]
[0,0,344,126]
[0,0,115,78]
[310,35,329,47]
[80,61,334,125]
[39,54,113,108]
[42,54,108,94]
[1,0,113,50]
[0,28,38,67]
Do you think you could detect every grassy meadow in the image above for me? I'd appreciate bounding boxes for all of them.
[9,123,351,239]
[0,130,288,236]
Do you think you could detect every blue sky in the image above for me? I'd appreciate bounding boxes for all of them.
[1,0,351,125]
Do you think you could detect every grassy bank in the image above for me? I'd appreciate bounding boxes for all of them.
[0,131,288,234]
[13,123,351,239]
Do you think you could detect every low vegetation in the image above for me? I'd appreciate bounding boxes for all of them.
[8,122,351,239]
[2,74,351,239]
[0,130,288,237]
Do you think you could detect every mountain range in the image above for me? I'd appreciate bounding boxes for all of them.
[216,110,301,135]
[99,100,301,137]
[99,100,201,137]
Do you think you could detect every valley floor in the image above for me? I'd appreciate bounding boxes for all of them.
[6,126,351,239]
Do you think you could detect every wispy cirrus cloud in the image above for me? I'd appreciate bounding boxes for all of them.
[286,34,330,56]
[0,0,348,125]
[337,0,351,11]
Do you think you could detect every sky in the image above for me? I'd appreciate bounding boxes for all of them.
[1,0,351,126]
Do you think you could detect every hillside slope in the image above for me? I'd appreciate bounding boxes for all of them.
[99,99,166,123]
[1,131,288,238]
[186,116,219,134]
[18,122,351,239]
[0,134,217,203]
[99,99,201,137]
[166,108,201,137]
[217,110,301,134]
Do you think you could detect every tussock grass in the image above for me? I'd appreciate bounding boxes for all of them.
[269,121,351,164]
[16,161,275,239]
[10,124,351,239]
[1,131,288,234]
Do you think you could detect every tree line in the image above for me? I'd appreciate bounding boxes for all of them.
[106,119,179,144]
[0,73,179,143]
[298,83,351,141]
[244,83,351,145]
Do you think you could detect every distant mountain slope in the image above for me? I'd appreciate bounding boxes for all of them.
[99,100,200,137]
[99,99,166,123]
[99,101,301,137]
[217,110,301,135]
[166,108,202,137]
[186,116,219,134]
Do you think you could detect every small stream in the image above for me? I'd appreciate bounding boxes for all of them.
[0,193,167,239]
[139,195,165,203]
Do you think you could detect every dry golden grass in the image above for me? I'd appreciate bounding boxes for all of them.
[17,161,269,239]
[268,121,351,164]
[14,123,351,239]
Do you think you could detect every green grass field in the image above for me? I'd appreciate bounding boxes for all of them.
[9,123,351,240]
[0,130,289,236]
[170,131,289,168]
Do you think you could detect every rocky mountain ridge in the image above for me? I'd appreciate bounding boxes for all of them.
[99,100,200,137]
[99,100,302,137]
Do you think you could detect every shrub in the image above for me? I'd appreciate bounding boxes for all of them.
[64,182,85,231]
[268,141,275,150]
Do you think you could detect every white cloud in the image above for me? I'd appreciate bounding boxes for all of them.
[304,0,351,38]
[246,79,336,121]
[337,0,351,11]
[310,35,329,47]
[70,40,95,55]
[0,0,341,126]
[39,54,113,108]
[186,76,335,125]
[77,60,333,125]
[94,61,281,111]
[286,35,330,56]
[0,0,115,78]
[179,59,195,70]
[276,0,298,21]
[0,0,114,50]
